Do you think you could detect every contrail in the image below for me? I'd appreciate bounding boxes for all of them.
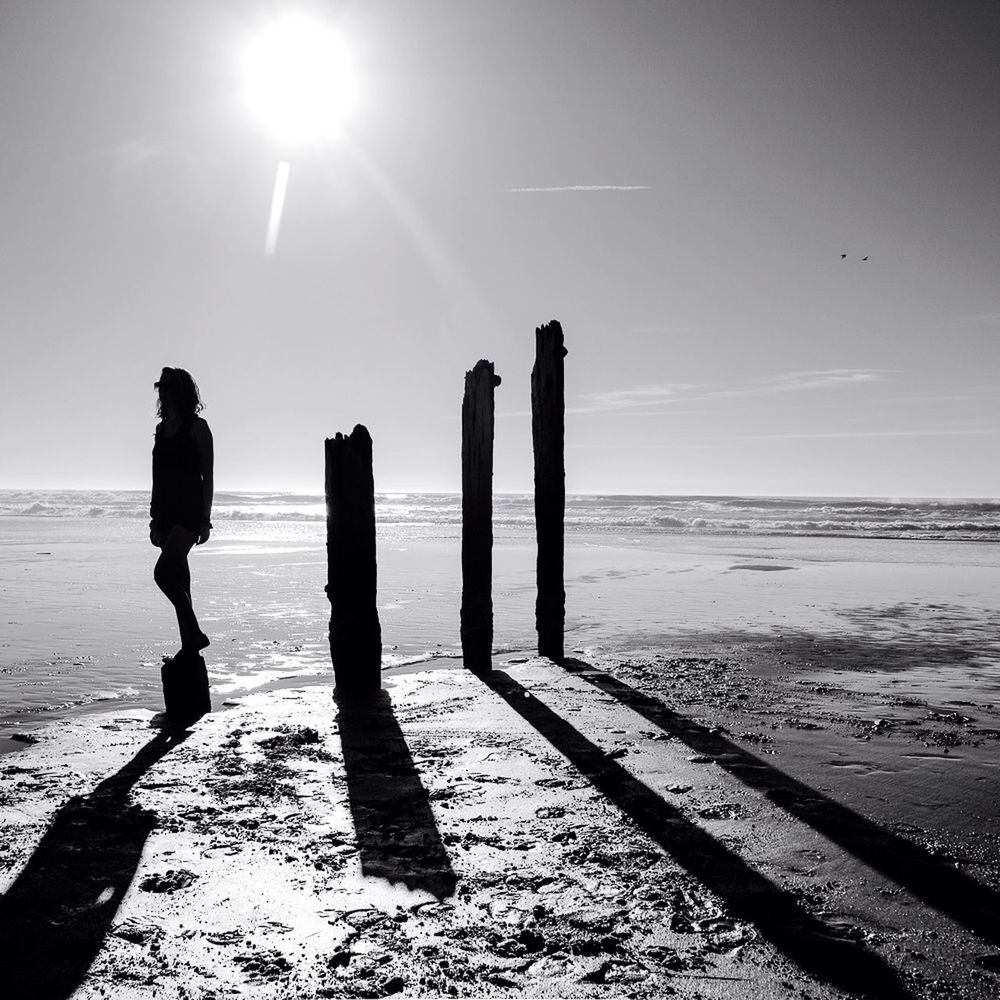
[265,160,291,256]
[509,184,650,193]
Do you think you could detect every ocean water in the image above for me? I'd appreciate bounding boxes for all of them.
[2,489,998,540]
[1,491,998,729]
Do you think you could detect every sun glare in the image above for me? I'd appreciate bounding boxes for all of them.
[245,17,357,143]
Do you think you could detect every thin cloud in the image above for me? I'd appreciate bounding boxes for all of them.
[499,370,898,420]
[692,369,896,403]
[109,138,163,171]
[570,370,894,415]
[953,312,1000,329]
[508,185,651,193]
[578,384,698,409]
[738,428,1000,440]
[752,370,891,394]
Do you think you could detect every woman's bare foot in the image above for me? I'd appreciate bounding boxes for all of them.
[179,632,210,655]
[188,632,210,652]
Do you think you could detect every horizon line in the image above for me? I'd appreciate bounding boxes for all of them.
[0,486,996,502]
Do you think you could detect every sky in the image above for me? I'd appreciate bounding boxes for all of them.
[1,0,998,496]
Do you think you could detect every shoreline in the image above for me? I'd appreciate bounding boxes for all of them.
[0,650,475,741]
[4,527,999,729]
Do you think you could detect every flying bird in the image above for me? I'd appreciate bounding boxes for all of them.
[841,253,847,259]
[862,256,869,261]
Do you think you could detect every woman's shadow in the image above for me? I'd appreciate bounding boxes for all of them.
[0,721,193,1000]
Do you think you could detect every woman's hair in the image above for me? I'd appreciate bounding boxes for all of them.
[155,367,204,420]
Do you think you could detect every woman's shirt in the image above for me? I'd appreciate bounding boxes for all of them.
[151,417,204,532]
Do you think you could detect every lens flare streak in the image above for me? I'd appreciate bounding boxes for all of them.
[265,160,291,256]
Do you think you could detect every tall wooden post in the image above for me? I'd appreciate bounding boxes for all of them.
[461,360,502,672]
[325,424,382,696]
[532,320,567,662]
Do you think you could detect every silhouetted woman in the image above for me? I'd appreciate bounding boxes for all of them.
[150,367,214,656]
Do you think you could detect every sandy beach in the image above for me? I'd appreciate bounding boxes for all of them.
[2,495,1000,998]
[3,550,1000,997]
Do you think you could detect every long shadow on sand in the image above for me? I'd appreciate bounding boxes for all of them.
[0,726,191,1000]
[337,690,457,899]
[478,668,910,1000]
[561,657,1000,946]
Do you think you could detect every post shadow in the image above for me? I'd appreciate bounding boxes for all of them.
[336,690,457,899]
[561,657,1000,946]
[477,669,910,1000]
[0,727,192,1000]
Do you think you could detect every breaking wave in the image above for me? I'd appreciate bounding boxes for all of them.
[1,490,997,541]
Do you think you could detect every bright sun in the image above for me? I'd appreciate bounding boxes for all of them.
[244,17,357,143]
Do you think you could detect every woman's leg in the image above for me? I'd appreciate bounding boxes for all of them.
[176,550,192,605]
[153,526,208,652]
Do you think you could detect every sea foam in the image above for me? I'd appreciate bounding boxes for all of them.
[0,490,997,541]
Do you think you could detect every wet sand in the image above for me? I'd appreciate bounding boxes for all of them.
[2,638,999,999]
[4,523,999,725]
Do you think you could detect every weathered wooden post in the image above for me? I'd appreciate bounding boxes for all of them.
[325,424,382,696]
[461,359,502,672]
[532,320,567,662]
[160,652,211,722]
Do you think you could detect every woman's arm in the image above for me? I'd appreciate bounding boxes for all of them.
[193,418,214,544]
[149,423,163,545]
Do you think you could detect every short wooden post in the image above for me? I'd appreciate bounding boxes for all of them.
[325,424,382,696]
[531,320,567,662]
[161,652,211,722]
[461,360,502,672]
